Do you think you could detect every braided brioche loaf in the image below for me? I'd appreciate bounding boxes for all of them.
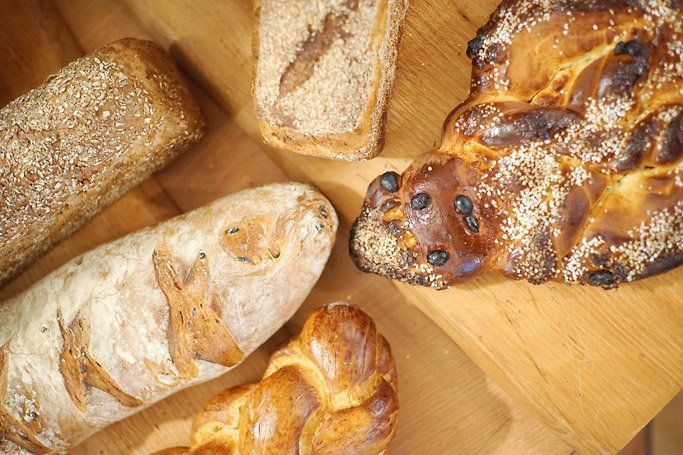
[350,0,682,289]
[156,303,399,455]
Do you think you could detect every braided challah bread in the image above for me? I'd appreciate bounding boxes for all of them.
[350,0,682,289]
[155,303,399,454]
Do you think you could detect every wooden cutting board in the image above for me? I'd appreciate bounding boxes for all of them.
[0,0,82,106]
[0,0,572,453]
[109,0,681,453]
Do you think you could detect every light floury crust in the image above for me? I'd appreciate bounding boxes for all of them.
[253,0,408,161]
[0,183,337,453]
[0,38,206,285]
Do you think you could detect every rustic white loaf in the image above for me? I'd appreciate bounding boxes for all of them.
[0,183,337,453]
[0,38,206,285]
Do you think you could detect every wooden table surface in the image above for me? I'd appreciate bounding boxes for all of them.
[115,0,683,453]
[0,0,680,453]
[0,0,573,453]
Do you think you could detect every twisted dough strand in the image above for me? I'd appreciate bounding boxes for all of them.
[156,303,398,454]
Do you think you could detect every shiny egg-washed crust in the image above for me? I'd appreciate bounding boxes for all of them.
[154,303,398,455]
[0,38,206,286]
[350,0,682,289]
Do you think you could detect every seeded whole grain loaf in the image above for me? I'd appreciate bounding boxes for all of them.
[155,303,398,455]
[0,182,337,453]
[350,0,682,289]
[253,0,408,161]
[0,38,206,285]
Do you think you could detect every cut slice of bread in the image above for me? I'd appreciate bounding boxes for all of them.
[253,0,408,161]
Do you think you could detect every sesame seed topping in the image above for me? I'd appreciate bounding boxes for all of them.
[0,56,159,248]
[353,0,682,288]
[0,42,203,282]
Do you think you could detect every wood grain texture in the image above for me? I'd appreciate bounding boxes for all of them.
[0,0,82,106]
[115,0,683,453]
[0,0,570,453]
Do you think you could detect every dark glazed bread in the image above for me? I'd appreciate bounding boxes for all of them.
[350,0,682,289]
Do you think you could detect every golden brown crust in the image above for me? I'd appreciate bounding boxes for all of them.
[190,385,254,442]
[153,248,245,380]
[351,0,682,289]
[253,0,408,161]
[221,216,285,264]
[57,309,142,412]
[156,303,399,455]
[0,38,206,285]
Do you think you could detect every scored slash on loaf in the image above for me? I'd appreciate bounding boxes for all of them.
[253,0,408,161]
[350,0,682,289]
[154,303,399,455]
[0,38,206,285]
[0,183,337,453]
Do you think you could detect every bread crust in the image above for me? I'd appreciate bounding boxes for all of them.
[154,303,398,455]
[350,0,682,288]
[0,183,337,453]
[253,0,408,161]
[0,38,206,285]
